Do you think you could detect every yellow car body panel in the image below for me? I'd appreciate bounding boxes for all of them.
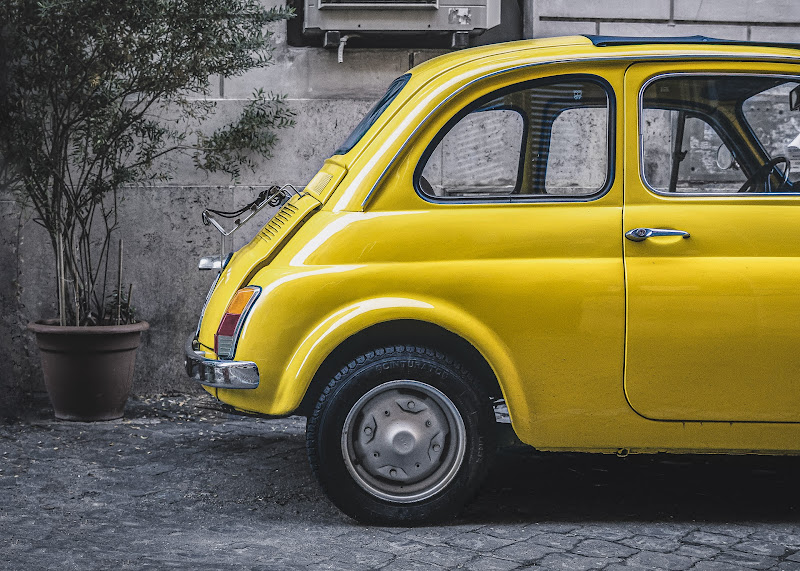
[623,61,800,424]
[193,36,800,455]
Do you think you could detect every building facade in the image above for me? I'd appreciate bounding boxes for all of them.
[2,0,799,417]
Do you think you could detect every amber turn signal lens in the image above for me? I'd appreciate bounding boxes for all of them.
[215,286,260,358]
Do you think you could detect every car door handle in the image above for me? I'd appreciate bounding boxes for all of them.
[625,228,691,242]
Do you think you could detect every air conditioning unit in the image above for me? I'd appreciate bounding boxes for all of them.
[303,0,501,47]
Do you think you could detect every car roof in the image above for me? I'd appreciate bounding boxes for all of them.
[407,35,800,93]
[585,34,800,51]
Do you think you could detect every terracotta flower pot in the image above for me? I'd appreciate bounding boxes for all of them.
[28,320,150,421]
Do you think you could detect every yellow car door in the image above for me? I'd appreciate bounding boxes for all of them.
[623,61,800,423]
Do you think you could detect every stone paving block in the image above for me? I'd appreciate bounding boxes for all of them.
[621,535,681,553]
[699,524,756,539]
[631,524,694,539]
[401,525,480,546]
[604,565,651,571]
[529,531,582,550]
[493,541,560,563]
[778,562,800,571]
[373,560,444,571]
[574,524,635,542]
[689,562,746,571]
[537,552,618,571]
[751,530,800,548]
[684,531,742,548]
[480,524,537,542]
[713,550,779,570]
[327,545,397,567]
[526,522,581,534]
[573,539,638,559]
[446,531,516,551]
[407,544,476,567]
[734,539,789,557]
[674,544,719,559]
[463,555,522,571]
[627,550,695,571]
[364,534,428,556]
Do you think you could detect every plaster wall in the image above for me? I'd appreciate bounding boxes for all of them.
[4,0,800,418]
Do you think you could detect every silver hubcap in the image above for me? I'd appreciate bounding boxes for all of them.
[341,380,467,503]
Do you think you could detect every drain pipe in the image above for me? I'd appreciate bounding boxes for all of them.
[338,35,357,63]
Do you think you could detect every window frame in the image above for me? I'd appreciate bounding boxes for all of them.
[334,74,411,157]
[413,73,617,204]
[638,72,800,198]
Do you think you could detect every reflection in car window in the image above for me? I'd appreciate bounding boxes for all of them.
[642,111,746,192]
[743,82,800,184]
[334,74,411,156]
[417,77,612,200]
[641,75,800,194]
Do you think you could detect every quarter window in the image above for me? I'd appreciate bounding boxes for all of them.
[417,77,612,200]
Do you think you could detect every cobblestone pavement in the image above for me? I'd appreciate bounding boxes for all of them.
[2,395,800,570]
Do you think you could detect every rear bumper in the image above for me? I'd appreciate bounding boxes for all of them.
[184,335,259,389]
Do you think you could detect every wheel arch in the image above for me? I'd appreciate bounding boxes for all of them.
[296,319,507,416]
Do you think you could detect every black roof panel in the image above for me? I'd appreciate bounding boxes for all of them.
[584,34,800,51]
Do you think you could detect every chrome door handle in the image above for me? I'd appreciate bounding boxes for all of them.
[625,228,690,242]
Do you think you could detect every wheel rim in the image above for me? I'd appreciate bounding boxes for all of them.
[341,379,467,503]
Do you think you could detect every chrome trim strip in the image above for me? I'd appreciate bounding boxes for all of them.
[184,334,260,389]
[198,255,221,271]
[625,227,690,242]
[361,52,800,209]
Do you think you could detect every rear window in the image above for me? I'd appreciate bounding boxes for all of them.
[333,74,411,156]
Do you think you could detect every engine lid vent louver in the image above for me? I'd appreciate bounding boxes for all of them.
[259,201,299,243]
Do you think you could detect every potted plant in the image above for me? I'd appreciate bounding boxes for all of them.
[0,0,294,420]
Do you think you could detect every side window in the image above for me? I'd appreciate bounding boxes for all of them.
[546,107,609,195]
[743,82,800,184]
[641,75,800,195]
[417,77,612,200]
[421,109,524,197]
[641,111,746,193]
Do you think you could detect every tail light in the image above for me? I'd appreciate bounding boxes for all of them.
[215,286,260,359]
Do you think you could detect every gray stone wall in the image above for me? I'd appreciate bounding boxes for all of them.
[0,6,442,418]
[527,0,800,42]
[5,0,800,418]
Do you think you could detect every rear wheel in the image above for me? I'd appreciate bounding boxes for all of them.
[306,345,495,524]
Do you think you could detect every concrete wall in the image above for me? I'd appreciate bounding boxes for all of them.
[527,0,800,42]
[0,6,446,419]
[4,0,800,418]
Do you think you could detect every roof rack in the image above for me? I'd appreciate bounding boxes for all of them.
[584,34,800,50]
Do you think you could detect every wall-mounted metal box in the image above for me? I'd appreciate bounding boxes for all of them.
[303,0,501,42]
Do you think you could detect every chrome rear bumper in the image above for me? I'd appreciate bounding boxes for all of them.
[184,335,259,389]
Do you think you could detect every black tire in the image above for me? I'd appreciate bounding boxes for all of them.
[306,344,495,525]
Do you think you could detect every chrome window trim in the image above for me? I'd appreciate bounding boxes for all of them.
[637,71,800,199]
[412,74,615,205]
[360,52,800,209]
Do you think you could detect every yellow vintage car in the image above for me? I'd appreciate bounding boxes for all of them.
[186,35,800,524]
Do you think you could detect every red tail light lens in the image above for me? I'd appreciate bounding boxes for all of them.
[215,286,260,359]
